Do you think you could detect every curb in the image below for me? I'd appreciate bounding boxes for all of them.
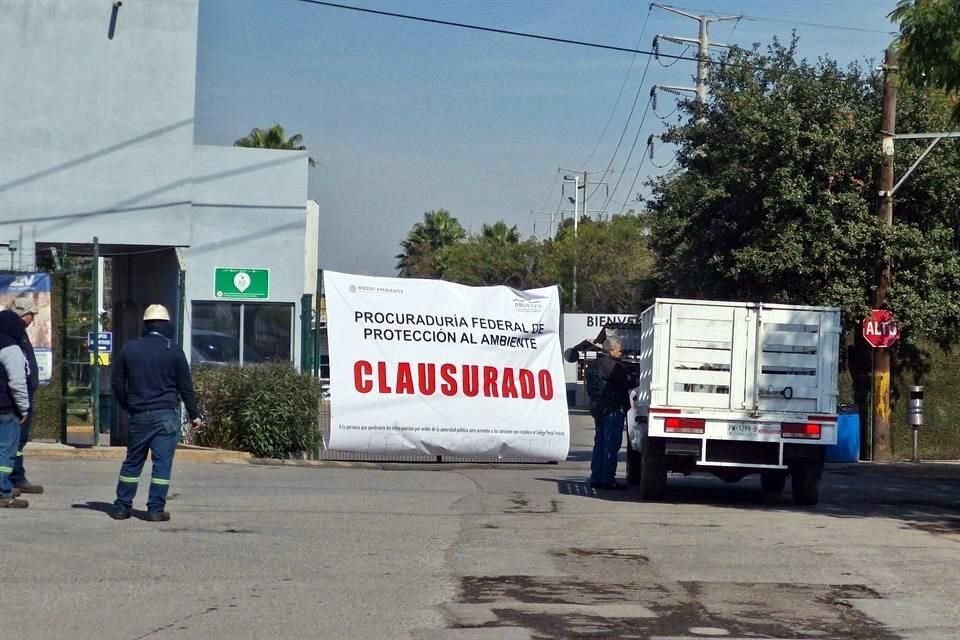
[25,443,252,464]
[826,460,960,480]
[248,458,561,471]
[25,443,568,470]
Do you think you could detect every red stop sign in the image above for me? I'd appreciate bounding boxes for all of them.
[863,309,900,348]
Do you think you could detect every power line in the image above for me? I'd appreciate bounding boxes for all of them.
[656,44,691,68]
[294,0,724,64]
[655,4,897,34]
[649,146,678,170]
[589,55,654,203]
[605,95,654,215]
[653,102,679,120]
[535,171,560,220]
[740,14,897,35]
[618,139,655,216]
[577,4,654,171]
[725,16,742,43]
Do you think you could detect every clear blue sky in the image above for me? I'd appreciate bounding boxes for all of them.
[194,0,900,276]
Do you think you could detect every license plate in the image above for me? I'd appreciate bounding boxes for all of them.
[727,422,758,437]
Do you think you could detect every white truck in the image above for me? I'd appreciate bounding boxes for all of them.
[570,298,841,506]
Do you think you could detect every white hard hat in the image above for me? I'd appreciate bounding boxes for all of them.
[143,304,171,322]
[11,296,38,317]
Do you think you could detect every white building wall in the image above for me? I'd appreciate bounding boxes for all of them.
[186,145,310,367]
[0,0,200,258]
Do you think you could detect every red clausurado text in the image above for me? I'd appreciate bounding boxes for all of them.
[353,361,555,400]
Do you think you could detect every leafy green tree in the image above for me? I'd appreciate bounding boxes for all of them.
[547,214,655,312]
[234,124,316,166]
[480,221,521,245]
[395,209,466,277]
[890,0,960,122]
[646,38,960,346]
[443,237,549,289]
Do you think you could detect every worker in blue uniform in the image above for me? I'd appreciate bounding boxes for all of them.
[110,305,201,522]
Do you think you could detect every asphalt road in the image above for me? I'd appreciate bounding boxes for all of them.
[2,413,958,640]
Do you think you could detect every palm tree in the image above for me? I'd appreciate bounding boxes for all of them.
[234,124,316,167]
[481,221,521,245]
[396,209,466,276]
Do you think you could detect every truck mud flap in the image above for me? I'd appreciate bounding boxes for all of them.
[706,440,779,466]
[783,442,826,466]
[664,439,701,456]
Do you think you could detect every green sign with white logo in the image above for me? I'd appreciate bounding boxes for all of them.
[215,268,269,299]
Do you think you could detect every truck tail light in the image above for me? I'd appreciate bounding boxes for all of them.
[665,417,705,434]
[781,422,821,440]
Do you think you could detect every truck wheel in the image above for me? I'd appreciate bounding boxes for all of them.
[639,438,667,500]
[626,437,642,485]
[760,471,787,494]
[791,465,821,506]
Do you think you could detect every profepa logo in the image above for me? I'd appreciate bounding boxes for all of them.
[351,284,404,295]
[513,297,545,313]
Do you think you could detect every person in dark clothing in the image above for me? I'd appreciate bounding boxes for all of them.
[586,336,632,490]
[0,310,30,508]
[110,304,201,522]
[9,298,43,494]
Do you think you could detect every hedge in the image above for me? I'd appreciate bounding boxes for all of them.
[192,362,320,459]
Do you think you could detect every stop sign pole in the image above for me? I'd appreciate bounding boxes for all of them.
[865,309,899,462]
[872,48,898,462]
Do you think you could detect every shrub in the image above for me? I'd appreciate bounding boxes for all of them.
[192,362,320,459]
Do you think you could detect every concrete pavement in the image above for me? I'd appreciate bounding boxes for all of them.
[2,413,958,639]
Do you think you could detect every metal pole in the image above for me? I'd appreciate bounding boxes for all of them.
[696,17,709,106]
[59,247,69,445]
[572,174,580,311]
[866,347,875,461]
[176,269,186,439]
[908,385,924,464]
[238,306,245,365]
[300,293,313,373]
[177,270,186,347]
[91,237,100,447]
[872,48,898,462]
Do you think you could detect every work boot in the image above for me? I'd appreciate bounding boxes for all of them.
[589,481,627,491]
[144,511,171,522]
[0,497,29,508]
[109,506,131,520]
[15,481,44,494]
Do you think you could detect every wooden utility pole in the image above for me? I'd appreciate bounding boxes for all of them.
[872,48,898,461]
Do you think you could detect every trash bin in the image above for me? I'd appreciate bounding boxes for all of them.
[826,404,860,463]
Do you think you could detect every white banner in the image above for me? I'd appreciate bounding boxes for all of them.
[324,271,570,461]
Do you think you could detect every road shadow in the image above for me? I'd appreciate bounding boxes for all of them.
[71,501,148,520]
[565,449,626,463]
[536,468,960,535]
[536,477,643,502]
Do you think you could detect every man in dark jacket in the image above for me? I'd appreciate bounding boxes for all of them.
[110,304,201,522]
[9,298,42,494]
[586,336,632,490]
[0,310,30,508]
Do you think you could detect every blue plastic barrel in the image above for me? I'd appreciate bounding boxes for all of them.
[825,405,860,463]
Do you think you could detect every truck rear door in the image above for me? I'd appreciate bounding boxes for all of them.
[660,302,750,410]
[751,305,840,415]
